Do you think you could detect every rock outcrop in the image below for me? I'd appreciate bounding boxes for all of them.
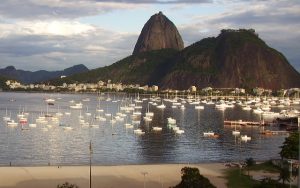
[159,29,300,90]
[133,11,184,55]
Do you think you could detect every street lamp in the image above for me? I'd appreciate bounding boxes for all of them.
[141,171,148,188]
[238,137,242,175]
[89,140,93,188]
[298,117,300,187]
[288,159,293,188]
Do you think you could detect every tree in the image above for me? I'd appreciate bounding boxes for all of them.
[278,166,290,186]
[279,132,299,160]
[57,182,79,188]
[245,157,255,176]
[173,167,216,188]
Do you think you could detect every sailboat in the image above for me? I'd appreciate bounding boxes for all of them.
[232,122,240,135]
[45,104,53,117]
[63,125,73,131]
[241,135,251,142]
[134,93,142,103]
[134,128,145,135]
[96,98,104,112]
[85,106,92,116]
[21,122,29,131]
[195,105,204,110]
[152,126,162,131]
[124,117,133,129]
[29,115,37,128]
[89,116,99,128]
[143,116,152,122]
[3,108,11,122]
[70,102,83,109]
[7,119,18,127]
[157,100,166,109]
[56,105,63,116]
[144,102,154,122]
[203,131,215,137]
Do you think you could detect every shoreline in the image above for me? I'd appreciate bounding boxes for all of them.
[0,163,227,188]
[0,161,231,166]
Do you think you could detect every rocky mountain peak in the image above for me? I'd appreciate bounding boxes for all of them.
[133,11,184,55]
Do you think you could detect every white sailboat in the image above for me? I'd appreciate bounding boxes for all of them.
[134,128,145,135]
[152,126,162,131]
[241,135,251,142]
[145,102,154,117]
[70,102,83,109]
[203,131,215,137]
[167,117,176,125]
[3,108,11,122]
[7,119,18,127]
[56,105,63,116]
[195,105,204,110]
[157,100,166,109]
[232,122,240,135]
[85,106,92,116]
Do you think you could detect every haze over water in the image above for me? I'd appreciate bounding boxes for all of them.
[0,92,293,166]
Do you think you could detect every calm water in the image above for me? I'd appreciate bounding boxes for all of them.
[0,92,293,166]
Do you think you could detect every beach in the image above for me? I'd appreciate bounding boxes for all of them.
[0,163,227,188]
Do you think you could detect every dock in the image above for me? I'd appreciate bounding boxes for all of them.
[260,130,289,135]
[224,120,266,126]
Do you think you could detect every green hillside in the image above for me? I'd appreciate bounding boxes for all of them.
[50,29,300,90]
[51,49,177,86]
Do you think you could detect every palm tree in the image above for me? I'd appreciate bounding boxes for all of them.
[245,157,255,176]
[278,166,290,186]
[173,167,216,188]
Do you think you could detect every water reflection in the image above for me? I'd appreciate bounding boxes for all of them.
[0,92,296,165]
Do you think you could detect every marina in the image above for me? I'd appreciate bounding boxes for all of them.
[224,120,266,126]
[0,92,299,166]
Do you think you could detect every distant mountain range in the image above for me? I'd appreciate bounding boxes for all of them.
[0,64,89,84]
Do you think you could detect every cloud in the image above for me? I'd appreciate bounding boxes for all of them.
[0,20,95,39]
[0,19,137,71]
[0,0,211,20]
[0,0,138,19]
[93,0,212,3]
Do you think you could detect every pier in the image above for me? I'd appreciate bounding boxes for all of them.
[224,120,266,126]
[260,130,289,135]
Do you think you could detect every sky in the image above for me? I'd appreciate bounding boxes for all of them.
[0,0,299,72]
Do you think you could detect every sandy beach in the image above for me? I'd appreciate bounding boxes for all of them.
[0,163,227,188]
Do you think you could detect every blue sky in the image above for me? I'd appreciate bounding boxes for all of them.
[0,0,299,72]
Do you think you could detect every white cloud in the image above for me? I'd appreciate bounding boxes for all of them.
[0,20,136,71]
[0,0,213,20]
[0,0,145,19]
[85,45,108,52]
[22,21,95,36]
[0,20,96,37]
